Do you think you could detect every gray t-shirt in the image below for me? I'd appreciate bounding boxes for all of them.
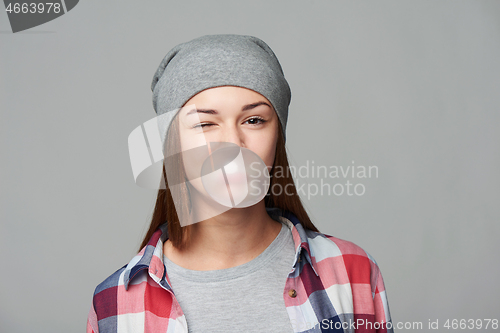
[163,222,296,333]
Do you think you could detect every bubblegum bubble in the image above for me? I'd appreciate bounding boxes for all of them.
[200,145,270,208]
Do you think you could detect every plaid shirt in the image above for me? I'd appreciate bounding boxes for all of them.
[87,210,393,333]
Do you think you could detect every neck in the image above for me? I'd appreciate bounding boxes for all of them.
[163,201,282,270]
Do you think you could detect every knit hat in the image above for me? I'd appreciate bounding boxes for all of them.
[151,34,291,141]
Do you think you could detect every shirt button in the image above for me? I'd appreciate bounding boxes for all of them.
[288,289,297,298]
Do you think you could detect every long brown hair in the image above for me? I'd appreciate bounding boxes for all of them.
[138,115,318,251]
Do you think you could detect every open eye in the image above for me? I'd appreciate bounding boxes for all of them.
[244,116,266,126]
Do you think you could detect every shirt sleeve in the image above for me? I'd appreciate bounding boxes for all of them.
[86,301,99,333]
[371,261,393,333]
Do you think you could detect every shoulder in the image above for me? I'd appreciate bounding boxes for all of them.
[304,229,382,285]
[91,264,128,311]
[90,247,149,315]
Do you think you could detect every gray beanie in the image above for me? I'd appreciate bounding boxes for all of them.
[151,34,291,140]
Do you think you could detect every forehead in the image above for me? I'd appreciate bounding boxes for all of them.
[178,86,275,121]
[184,86,270,106]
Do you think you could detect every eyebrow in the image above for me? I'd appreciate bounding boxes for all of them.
[186,101,271,115]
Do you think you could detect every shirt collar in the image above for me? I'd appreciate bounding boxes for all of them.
[123,208,318,290]
[274,209,319,276]
[123,223,169,291]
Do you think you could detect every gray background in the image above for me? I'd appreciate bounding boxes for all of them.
[1,0,499,332]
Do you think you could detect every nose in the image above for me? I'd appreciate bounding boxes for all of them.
[221,125,245,148]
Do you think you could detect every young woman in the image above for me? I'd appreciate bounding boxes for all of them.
[87,34,393,333]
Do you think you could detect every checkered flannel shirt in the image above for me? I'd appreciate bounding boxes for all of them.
[87,210,393,332]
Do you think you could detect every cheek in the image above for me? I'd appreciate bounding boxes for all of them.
[249,132,277,168]
[179,130,207,152]
[178,129,209,181]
